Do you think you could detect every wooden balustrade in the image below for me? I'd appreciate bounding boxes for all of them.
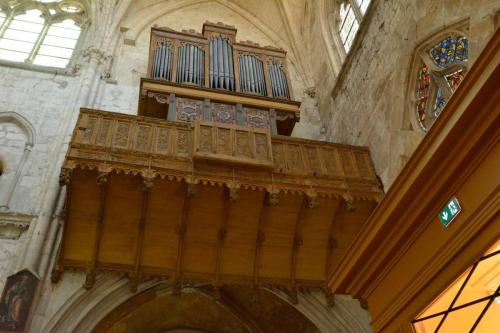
[147,22,293,100]
[65,109,381,199]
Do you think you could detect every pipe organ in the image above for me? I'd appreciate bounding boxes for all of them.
[146,22,292,100]
[141,22,300,136]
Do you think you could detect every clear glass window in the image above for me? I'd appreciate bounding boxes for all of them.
[34,20,81,68]
[0,1,87,69]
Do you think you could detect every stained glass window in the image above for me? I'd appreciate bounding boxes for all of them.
[414,34,469,131]
[415,63,430,125]
[445,68,466,92]
[0,1,87,69]
[432,89,446,117]
[429,36,469,68]
[338,0,371,53]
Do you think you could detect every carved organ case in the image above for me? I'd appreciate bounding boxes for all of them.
[141,22,298,136]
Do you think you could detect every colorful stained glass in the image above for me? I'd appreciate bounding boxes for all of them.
[455,36,468,62]
[415,63,430,124]
[445,68,466,92]
[432,89,446,117]
[429,36,468,68]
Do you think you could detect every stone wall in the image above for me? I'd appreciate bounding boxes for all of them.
[320,0,499,188]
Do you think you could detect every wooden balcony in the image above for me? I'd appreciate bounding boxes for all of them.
[53,109,383,292]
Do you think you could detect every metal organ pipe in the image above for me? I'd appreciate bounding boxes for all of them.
[228,44,234,91]
[269,61,289,99]
[209,37,235,91]
[238,55,265,95]
[176,43,204,86]
[151,43,173,81]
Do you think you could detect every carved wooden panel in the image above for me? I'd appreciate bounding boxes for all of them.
[176,97,203,122]
[244,107,269,129]
[155,126,171,154]
[211,103,236,124]
[96,118,112,146]
[193,121,273,168]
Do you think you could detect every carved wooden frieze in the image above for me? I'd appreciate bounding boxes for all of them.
[67,109,381,199]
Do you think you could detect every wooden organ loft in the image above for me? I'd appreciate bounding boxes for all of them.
[52,22,383,298]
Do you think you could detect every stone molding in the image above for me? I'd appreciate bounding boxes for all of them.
[0,211,35,240]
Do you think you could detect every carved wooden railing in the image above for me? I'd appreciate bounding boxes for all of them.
[146,22,293,100]
[65,109,382,200]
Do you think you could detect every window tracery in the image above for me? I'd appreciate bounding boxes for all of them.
[337,0,371,53]
[413,34,469,131]
[0,0,89,69]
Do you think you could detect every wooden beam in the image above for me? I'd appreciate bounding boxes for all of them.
[130,177,153,292]
[325,198,343,278]
[51,168,73,283]
[215,187,237,286]
[289,195,307,304]
[253,191,275,286]
[173,182,196,294]
[84,172,108,289]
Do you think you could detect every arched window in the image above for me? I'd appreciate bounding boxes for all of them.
[413,34,469,131]
[338,0,371,53]
[0,1,88,69]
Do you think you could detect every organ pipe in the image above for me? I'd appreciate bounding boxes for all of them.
[176,43,204,86]
[209,37,234,91]
[269,61,289,99]
[238,55,265,95]
[151,42,173,81]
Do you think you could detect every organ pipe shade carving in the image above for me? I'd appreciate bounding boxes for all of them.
[239,55,266,95]
[209,37,235,91]
[151,43,173,81]
[177,43,205,86]
[269,61,290,99]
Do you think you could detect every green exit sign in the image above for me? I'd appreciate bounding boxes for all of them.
[439,197,461,227]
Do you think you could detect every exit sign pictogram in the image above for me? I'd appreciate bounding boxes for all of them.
[439,197,461,227]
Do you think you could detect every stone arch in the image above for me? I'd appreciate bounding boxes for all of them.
[42,274,371,333]
[0,112,36,210]
[0,112,36,148]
